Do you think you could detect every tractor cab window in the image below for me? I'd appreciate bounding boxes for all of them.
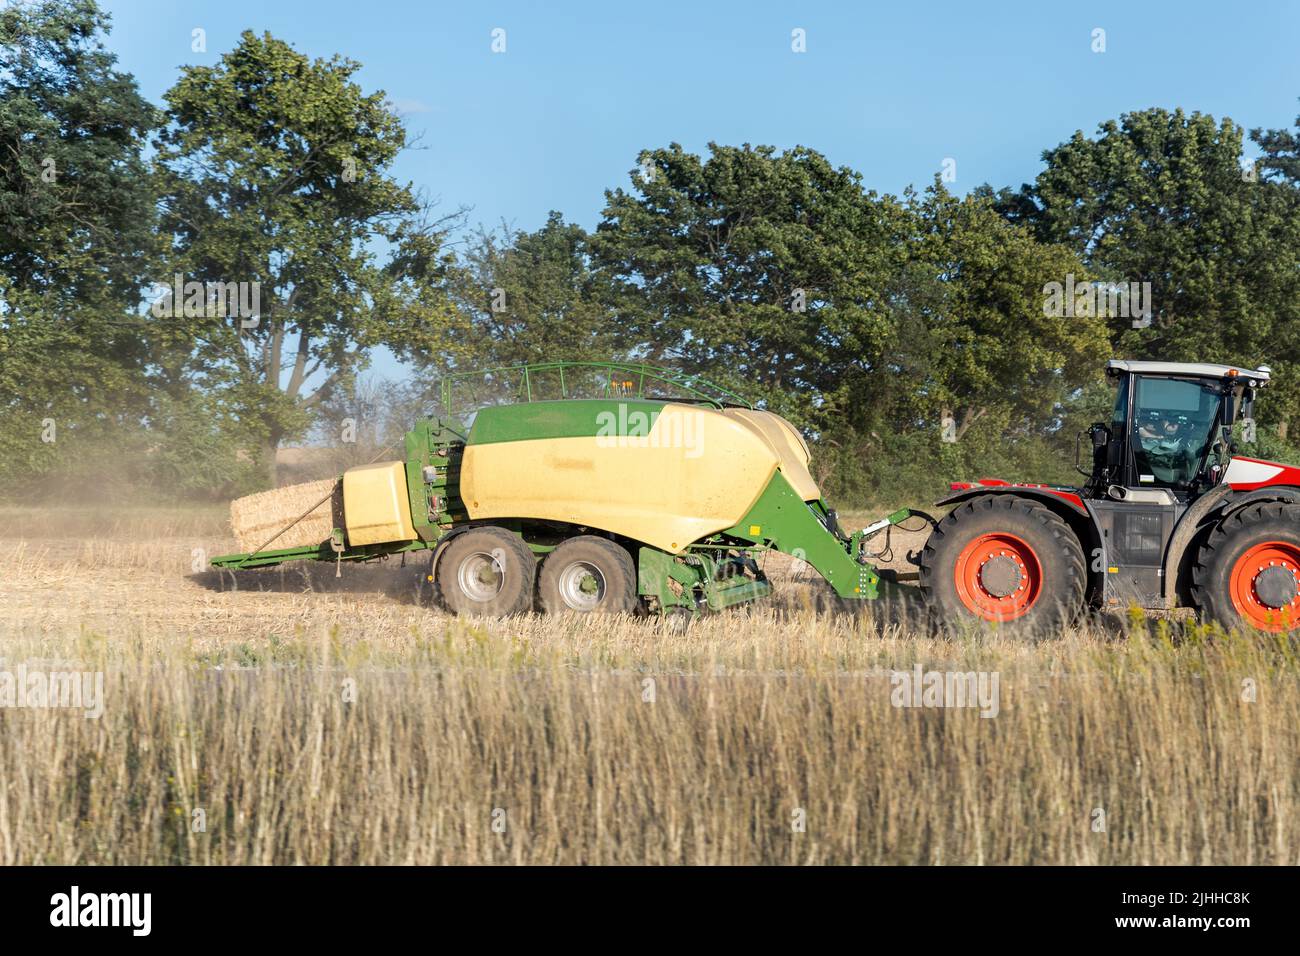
[1110,373,1130,431]
[1129,376,1221,488]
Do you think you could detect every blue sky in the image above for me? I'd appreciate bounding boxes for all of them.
[99,0,1300,380]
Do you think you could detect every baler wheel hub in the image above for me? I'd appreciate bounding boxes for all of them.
[458,551,505,601]
[558,561,607,611]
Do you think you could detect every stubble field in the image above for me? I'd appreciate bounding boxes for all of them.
[0,505,1296,864]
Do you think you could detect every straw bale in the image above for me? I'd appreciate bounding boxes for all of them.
[229,478,344,552]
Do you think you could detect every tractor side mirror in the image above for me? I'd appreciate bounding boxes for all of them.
[1077,423,1110,479]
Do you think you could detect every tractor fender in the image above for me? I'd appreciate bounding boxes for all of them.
[1162,484,1233,609]
[934,487,1103,602]
[936,485,1090,517]
[1218,484,1300,514]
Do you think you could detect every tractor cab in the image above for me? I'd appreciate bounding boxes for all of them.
[1086,360,1270,502]
[1075,360,1271,609]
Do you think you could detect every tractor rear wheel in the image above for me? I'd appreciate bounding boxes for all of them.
[1192,501,1300,632]
[919,495,1086,635]
[436,526,537,617]
[538,536,638,615]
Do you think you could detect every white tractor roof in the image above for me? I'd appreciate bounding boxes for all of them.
[1106,359,1271,385]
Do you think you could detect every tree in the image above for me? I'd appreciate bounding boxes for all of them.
[1253,101,1300,184]
[436,212,623,368]
[154,30,458,485]
[890,183,1107,481]
[0,0,158,491]
[993,108,1298,432]
[588,142,908,428]
[0,0,157,301]
[587,144,1103,500]
[401,211,632,410]
[1251,104,1300,437]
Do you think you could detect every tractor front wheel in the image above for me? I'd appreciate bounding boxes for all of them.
[919,495,1086,635]
[1192,501,1300,632]
[538,536,638,615]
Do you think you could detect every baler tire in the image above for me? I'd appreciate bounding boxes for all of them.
[435,526,537,618]
[919,495,1085,637]
[663,607,694,632]
[538,536,638,615]
[1191,501,1300,632]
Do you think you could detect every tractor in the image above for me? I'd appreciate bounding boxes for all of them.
[919,359,1300,632]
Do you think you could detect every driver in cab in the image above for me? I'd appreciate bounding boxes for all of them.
[1137,413,1194,484]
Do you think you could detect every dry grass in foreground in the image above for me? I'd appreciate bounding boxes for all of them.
[0,506,1297,864]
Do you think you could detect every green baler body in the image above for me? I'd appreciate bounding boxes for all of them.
[211,368,905,615]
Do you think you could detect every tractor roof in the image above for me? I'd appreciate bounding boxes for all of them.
[1106,359,1271,386]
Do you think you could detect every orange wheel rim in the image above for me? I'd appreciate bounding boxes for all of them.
[1228,542,1300,631]
[954,533,1042,621]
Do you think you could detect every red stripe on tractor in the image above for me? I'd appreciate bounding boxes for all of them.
[948,479,1084,511]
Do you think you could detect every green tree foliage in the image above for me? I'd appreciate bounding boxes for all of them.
[589,143,906,429]
[878,184,1107,497]
[430,212,622,368]
[0,0,158,492]
[1253,102,1300,183]
[404,211,631,410]
[993,108,1299,433]
[1251,105,1300,437]
[4,7,1300,509]
[0,0,157,300]
[154,30,457,484]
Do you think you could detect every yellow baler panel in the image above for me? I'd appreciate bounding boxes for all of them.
[461,403,778,553]
[721,408,821,502]
[342,460,417,546]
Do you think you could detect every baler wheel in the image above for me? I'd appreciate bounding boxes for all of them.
[538,536,638,615]
[919,495,1085,635]
[435,526,537,617]
[1191,501,1300,632]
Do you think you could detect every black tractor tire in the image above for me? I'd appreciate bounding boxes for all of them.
[435,526,537,617]
[538,535,638,615]
[1191,501,1300,632]
[919,495,1086,636]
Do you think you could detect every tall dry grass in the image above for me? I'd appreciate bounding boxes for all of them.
[0,610,1296,865]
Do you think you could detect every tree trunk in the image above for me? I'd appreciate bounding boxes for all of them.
[263,435,280,488]
[1279,420,1289,441]
[957,406,988,441]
